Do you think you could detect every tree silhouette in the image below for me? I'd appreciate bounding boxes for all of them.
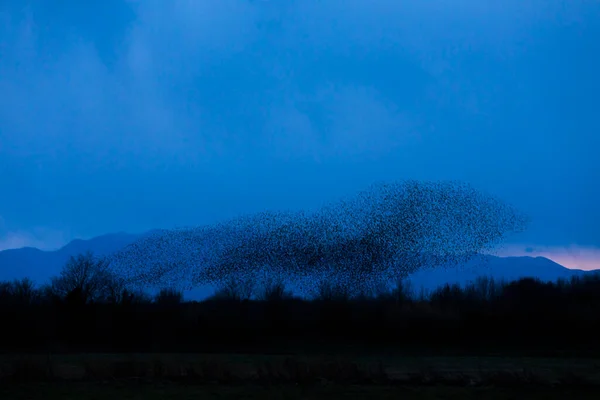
[50,252,118,304]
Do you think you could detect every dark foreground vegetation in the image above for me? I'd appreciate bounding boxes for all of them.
[2,382,599,400]
[2,353,600,398]
[4,256,600,398]
[2,263,600,357]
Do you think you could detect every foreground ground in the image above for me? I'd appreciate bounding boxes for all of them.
[3,382,600,400]
[2,354,600,399]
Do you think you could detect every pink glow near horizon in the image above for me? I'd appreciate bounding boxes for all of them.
[495,244,600,271]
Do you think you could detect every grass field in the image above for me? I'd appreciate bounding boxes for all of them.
[2,382,600,400]
[2,353,600,399]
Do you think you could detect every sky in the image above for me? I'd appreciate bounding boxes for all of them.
[0,1,599,270]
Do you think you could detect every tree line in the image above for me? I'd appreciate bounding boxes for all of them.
[1,251,600,356]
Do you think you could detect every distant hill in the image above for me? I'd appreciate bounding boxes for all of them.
[406,254,589,295]
[0,232,143,284]
[0,231,595,299]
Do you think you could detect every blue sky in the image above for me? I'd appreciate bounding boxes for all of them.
[0,1,599,269]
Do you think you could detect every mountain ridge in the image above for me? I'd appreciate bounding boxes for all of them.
[0,232,142,284]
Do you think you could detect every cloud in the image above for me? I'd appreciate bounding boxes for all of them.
[0,16,203,169]
[263,84,417,162]
[1,0,432,175]
[2,0,593,168]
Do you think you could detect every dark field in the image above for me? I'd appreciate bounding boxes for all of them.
[2,354,600,399]
[3,382,599,400]
[4,275,600,398]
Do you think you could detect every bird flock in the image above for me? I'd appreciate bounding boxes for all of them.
[109,180,529,297]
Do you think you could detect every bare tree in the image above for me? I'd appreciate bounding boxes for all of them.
[11,278,39,305]
[211,275,255,301]
[313,279,352,302]
[50,252,117,303]
[0,281,11,303]
[256,276,293,302]
[154,288,184,305]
